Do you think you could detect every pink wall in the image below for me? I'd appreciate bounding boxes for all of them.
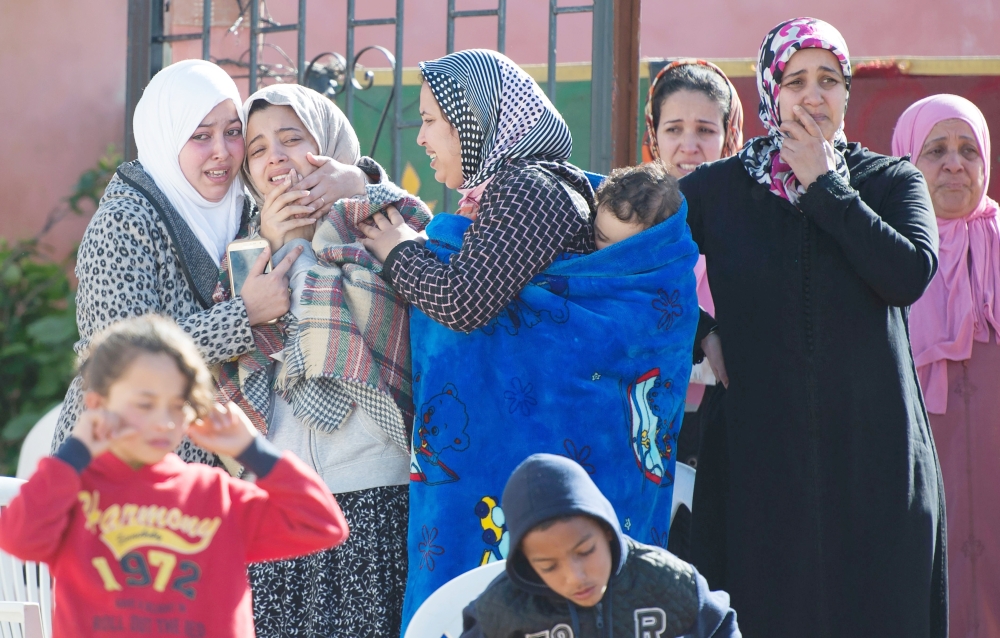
[0,0,127,258]
[4,0,999,257]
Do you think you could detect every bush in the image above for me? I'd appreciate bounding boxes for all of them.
[0,244,79,474]
[0,146,119,475]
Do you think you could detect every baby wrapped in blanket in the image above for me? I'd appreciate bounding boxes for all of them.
[403,160,700,617]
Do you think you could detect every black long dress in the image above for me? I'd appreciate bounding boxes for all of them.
[680,144,948,638]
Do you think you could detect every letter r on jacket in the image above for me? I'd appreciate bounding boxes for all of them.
[634,607,667,638]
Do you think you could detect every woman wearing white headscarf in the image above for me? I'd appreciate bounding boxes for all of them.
[50,60,300,462]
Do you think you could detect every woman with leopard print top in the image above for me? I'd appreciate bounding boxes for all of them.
[50,60,367,464]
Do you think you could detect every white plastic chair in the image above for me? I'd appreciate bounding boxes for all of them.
[15,404,62,480]
[0,477,52,638]
[404,559,507,638]
[671,462,696,523]
[406,467,696,638]
[0,602,43,638]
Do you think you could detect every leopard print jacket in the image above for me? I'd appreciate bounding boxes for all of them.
[51,160,256,464]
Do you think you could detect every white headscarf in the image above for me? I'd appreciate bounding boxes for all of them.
[133,59,246,264]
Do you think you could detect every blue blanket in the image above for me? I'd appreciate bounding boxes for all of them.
[401,204,699,626]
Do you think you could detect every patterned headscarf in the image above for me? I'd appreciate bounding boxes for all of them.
[419,49,573,189]
[642,59,744,164]
[738,17,852,205]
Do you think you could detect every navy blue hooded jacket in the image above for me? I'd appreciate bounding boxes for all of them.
[460,454,740,638]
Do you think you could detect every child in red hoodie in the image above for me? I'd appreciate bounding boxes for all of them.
[0,315,349,637]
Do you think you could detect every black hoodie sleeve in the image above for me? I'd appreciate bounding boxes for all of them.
[680,569,742,638]
[459,601,487,638]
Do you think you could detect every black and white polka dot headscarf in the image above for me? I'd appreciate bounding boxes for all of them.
[419,49,573,189]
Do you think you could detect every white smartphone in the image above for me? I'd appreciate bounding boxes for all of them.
[226,238,272,297]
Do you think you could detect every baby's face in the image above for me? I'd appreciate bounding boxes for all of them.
[594,204,646,249]
[521,515,614,607]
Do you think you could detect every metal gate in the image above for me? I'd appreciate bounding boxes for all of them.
[124,0,624,201]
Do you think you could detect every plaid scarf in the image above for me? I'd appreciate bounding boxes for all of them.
[216,181,430,450]
[276,181,429,450]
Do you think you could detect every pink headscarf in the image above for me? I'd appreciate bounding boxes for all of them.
[892,94,1000,414]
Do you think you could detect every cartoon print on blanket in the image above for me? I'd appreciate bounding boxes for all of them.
[409,383,471,486]
[627,369,679,488]
[481,274,571,336]
[400,205,699,626]
[475,496,510,565]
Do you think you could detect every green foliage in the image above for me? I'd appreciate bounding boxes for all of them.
[0,146,120,476]
[67,145,121,216]
[0,243,79,475]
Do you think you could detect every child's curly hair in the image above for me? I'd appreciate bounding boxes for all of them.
[78,315,215,418]
[595,162,683,229]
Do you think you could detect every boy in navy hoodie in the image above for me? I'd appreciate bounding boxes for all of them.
[461,454,740,638]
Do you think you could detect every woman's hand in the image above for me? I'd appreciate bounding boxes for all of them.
[239,244,303,325]
[779,105,839,190]
[258,171,317,254]
[72,409,137,458]
[358,205,422,262]
[187,402,257,458]
[295,153,369,215]
[701,331,729,389]
[281,170,324,246]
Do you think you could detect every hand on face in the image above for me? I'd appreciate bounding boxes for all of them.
[293,153,369,215]
[79,353,193,468]
[247,104,368,226]
[72,409,139,459]
[358,205,423,263]
[258,168,317,253]
[776,48,847,142]
[417,83,464,189]
[778,106,839,190]
[775,48,847,189]
[914,119,986,220]
[177,100,245,201]
[187,402,258,458]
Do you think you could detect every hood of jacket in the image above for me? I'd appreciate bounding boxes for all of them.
[502,453,627,597]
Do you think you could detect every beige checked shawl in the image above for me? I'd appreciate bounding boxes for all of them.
[276,180,431,450]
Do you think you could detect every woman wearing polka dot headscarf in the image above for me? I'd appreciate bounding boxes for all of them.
[677,18,946,638]
[362,48,594,327]
[361,50,701,629]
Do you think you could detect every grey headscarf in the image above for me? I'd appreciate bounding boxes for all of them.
[242,84,361,203]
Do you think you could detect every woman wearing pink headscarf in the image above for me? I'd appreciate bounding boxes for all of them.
[893,94,1000,638]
